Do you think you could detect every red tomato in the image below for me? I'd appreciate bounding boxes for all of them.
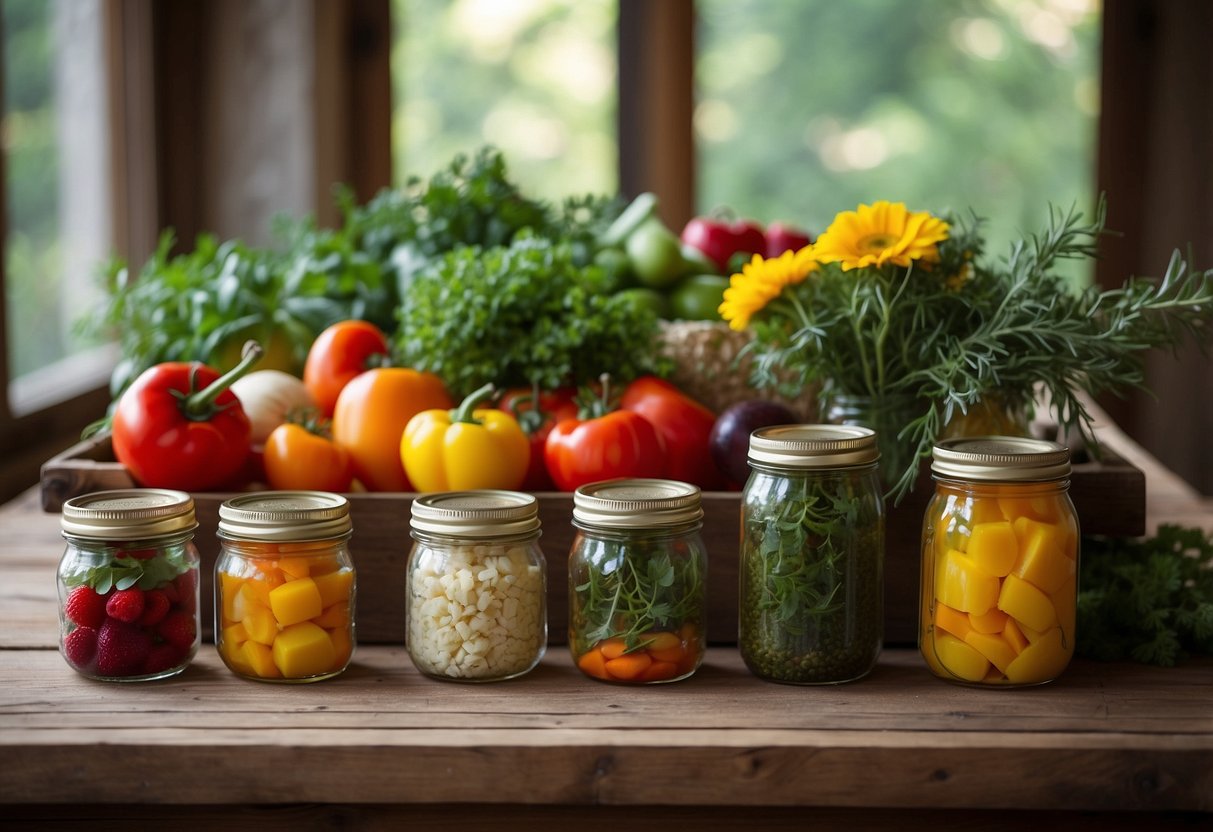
[263,423,354,492]
[544,410,666,492]
[621,376,727,490]
[304,320,391,417]
[331,367,452,491]
[499,386,579,491]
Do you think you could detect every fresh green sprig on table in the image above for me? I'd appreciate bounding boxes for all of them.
[1077,525,1213,666]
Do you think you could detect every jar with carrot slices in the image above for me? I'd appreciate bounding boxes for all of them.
[568,479,707,684]
[214,492,356,683]
[921,437,1079,687]
[739,425,885,684]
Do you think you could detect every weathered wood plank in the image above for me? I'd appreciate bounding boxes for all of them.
[2,650,1211,737]
[1,648,1209,810]
[7,803,1211,832]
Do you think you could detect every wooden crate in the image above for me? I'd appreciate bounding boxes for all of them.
[40,434,1144,646]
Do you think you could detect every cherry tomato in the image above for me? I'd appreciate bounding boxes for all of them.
[264,422,355,492]
[544,410,666,492]
[331,367,452,491]
[304,320,391,417]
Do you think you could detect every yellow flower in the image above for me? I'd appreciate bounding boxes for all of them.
[813,201,949,271]
[718,246,818,331]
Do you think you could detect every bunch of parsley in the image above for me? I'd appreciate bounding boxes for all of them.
[396,235,666,398]
[1077,525,1213,666]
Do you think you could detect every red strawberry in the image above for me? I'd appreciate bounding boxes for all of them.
[158,611,197,653]
[174,569,198,612]
[138,590,171,626]
[63,625,99,670]
[142,644,184,675]
[105,588,146,623]
[96,619,152,676]
[64,586,107,628]
[160,580,180,604]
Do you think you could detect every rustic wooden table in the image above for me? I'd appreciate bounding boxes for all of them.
[2,411,1211,830]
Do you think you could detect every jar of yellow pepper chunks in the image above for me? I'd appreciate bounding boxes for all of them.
[920,437,1078,687]
[215,492,356,682]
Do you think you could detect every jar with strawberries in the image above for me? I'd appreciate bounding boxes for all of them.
[57,489,201,681]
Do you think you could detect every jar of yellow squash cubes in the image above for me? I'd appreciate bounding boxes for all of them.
[920,437,1078,687]
[215,492,355,683]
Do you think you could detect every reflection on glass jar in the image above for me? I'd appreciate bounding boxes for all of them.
[215,492,356,683]
[568,479,707,685]
[57,489,200,681]
[407,491,547,683]
[739,425,885,685]
[920,437,1079,687]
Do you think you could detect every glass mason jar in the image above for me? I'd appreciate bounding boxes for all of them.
[407,490,547,682]
[920,437,1079,687]
[215,491,356,683]
[740,425,886,684]
[57,489,200,681]
[568,478,707,685]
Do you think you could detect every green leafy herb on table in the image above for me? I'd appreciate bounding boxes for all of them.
[396,235,668,398]
[1077,525,1213,666]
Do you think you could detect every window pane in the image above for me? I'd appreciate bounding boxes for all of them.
[3,0,112,412]
[696,0,1101,281]
[391,0,617,199]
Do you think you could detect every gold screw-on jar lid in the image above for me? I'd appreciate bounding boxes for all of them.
[931,436,1071,482]
[61,489,197,540]
[573,478,703,529]
[410,490,540,539]
[218,491,352,541]
[748,424,880,469]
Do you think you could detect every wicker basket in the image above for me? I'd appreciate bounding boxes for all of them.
[657,320,816,418]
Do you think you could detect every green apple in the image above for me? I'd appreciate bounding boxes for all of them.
[670,274,729,321]
[625,219,686,289]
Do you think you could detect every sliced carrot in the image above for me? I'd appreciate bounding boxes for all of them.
[598,638,628,660]
[643,631,681,652]
[649,645,685,664]
[577,648,611,680]
[679,622,698,643]
[605,652,652,680]
[676,646,703,677]
[638,660,679,682]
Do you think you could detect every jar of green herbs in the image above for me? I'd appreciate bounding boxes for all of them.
[568,479,707,685]
[739,425,885,684]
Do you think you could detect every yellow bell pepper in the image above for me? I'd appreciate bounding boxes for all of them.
[401,383,530,492]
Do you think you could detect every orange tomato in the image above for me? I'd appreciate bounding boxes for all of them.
[331,367,452,491]
[263,423,354,492]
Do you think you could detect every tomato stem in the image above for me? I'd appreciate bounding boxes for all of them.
[182,340,264,421]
